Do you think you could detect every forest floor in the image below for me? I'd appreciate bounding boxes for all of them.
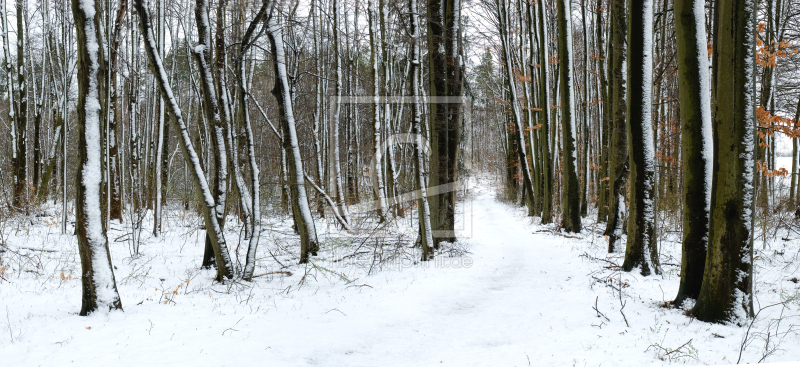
[2,177,800,366]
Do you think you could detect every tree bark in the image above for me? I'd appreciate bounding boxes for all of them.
[536,0,553,224]
[691,0,756,324]
[595,0,613,222]
[557,0,582,233]
[673,0,712,306]
[497,0,535,217]
[368,0,388,222]
[427,0,463,245]
[622,0,658,275]
[72,0,123,315]
[135,0,234,281]
[267,16,320,264]
[604,0,628,252]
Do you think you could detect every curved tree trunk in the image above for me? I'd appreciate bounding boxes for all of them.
[267,17,320,264]
[135,0,234,281]
[237,0,271,281]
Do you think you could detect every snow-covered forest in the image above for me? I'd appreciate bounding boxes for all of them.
[2,0,800,365]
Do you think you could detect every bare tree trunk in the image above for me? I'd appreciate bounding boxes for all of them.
[427,0,464,245]
[237,0,272,281]
[691,0,756,324]
[72,0,123,315]
[622,0,658,275]
[267,16,320,264]
[557,0,582,233]
[330,0,351,225]
[536,0,553,223]
[108,0,127,221]
[497,0,535,216]
[368,0,388,222]
[673,0,712,306]
[410,0,434,260]
[2,0,20,209]
[152,0,165,235]
[135,0,234,281]
[604,0,628,251]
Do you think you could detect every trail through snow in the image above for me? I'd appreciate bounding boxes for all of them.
[3,183,800,366]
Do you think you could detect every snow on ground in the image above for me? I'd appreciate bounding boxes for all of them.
[2,178,800,366]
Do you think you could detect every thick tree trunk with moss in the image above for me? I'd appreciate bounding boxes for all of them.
[72,0,122,315]
[622,0,658,275]
[604,0,628,252]
[691,0,756,325]
[427,0,463,245]
[673,0,712,306]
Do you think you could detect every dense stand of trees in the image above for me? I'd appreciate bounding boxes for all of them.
[479,0,796,325]
[0,0,798,325]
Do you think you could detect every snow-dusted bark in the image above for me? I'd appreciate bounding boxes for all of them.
[134,0,234,281]
[303,172,352,231]
[604,0,628,251]
[71,0,122,315]
[236,0,272,281]
[410,0,434,260]
[0,0,13,166]
[330,0,351,225]
[497,0,535,216]
[368,0,388,222]
[107,0,128,222]
[311,0,326,216]
[622,0,659,276]
[193,0,233,268]
[536,0,553,224]
[153,0,165,236]
[580,0,590,217]
[427,0,464,244]
[691,0,756,325]
[557,0,582,233]
[2,0,21,209]
[267,16,319,264]
[673,0,712,306]
[595,0,610,223]
[213,0,252,243]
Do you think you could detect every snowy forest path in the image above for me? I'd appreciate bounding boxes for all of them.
[277,184,636,366]
[3,184,694,367]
